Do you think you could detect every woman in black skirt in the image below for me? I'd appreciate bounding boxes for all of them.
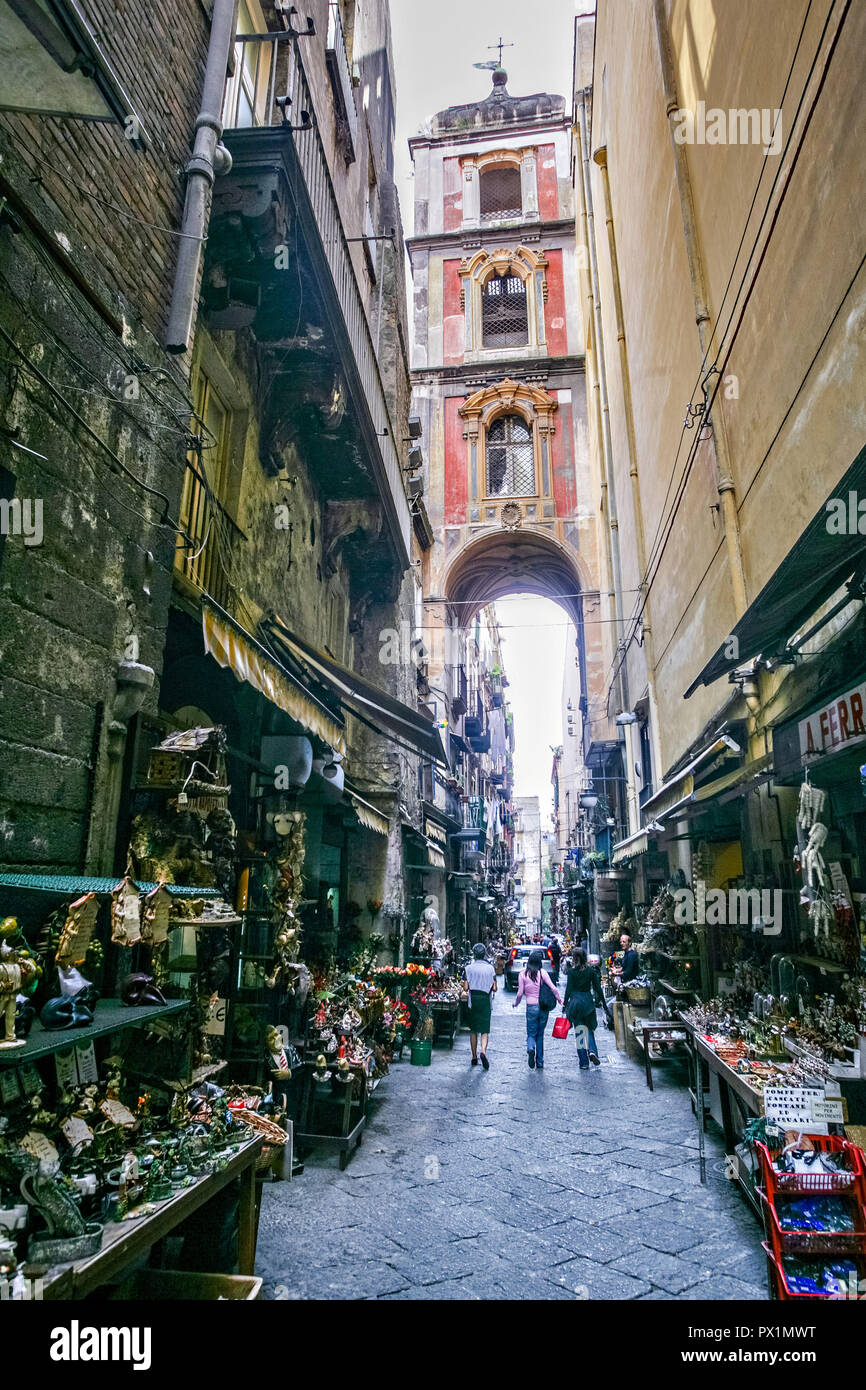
[464,942,496,1069]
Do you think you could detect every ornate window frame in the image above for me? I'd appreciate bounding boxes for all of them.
[459,245,549,363]
[460,148,541,229]
[459,377,558,519]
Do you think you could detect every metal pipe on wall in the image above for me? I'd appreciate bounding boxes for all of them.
[165,0,236,354]
[593,145,664,788]
[651,0,748,619]
[576,91,640,836]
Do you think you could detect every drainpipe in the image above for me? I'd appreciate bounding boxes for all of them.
[593,145,664,787]
[577,92,640,837]
[652,0,747,619]
[165,0,236,353]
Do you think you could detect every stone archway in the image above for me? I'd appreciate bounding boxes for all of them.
[443,526,594,629]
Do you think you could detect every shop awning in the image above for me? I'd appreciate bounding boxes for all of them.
[265,614,448,766]
[611,829,649,865]
[202,601,346,754]
[684,446,866,697]
[692,754,773,807]
[427,841,446,870]
[346,790,390,837]
[641,734,742,823]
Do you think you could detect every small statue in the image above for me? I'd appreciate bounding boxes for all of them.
[312,1053,332,1085]
[266,1025,291,1080]
[334,1057,353,1085]
[0,954,39,1049]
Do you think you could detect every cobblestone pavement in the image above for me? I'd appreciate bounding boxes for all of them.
[256,988,768,1300]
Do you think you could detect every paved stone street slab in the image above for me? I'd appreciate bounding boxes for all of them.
[256,989,767,1299]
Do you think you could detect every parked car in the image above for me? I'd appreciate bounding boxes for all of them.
[503,944,554,991]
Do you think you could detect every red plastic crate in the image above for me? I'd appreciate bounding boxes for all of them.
[758,1188,866,1257]
[763,1243,864,1301]
[755,1135,866,1201]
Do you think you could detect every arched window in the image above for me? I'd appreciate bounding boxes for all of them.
[480,165,522,221]
[486,415,534,497]
[482,273,528,349]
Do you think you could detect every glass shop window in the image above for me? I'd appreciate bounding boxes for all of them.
[485,414,534,498]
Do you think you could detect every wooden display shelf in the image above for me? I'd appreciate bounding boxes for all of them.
[0,1000,189,1067]
[657,979,698,997]
[38,1134,265,1299]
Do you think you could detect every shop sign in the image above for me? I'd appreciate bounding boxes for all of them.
[763,1085,836,1128]
[798,679,866,763]
[424,817,448,847]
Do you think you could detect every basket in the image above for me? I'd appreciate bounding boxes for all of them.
[622,986,651,1005]
[755,1136,866,1200]
[758,1188,866,1256]
[763,1243,863,1301]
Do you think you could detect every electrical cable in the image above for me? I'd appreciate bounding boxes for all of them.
[0,324,195,542]
[606,0,847,695]
[28,158,208,241]
[638,0,822,585]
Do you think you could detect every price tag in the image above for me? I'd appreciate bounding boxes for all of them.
[99,1098,136,1128]
[75,1042,99,1083]
[763,1086,815,1126]
[19,1064,41,1097]
[61,1116,94,1149]
[204,995,227,1036]
[54,1048,79,1090]
[19,1130,59,1165]
[0,1070,21,1104]
[811,1098,846,1124]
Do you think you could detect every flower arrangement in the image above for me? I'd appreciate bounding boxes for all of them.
[373,964,434,981]
[409,987,434,1042]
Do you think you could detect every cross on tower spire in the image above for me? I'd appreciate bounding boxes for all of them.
[488,36,513,67]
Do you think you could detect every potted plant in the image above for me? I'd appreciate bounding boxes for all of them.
[409,990,434,1067]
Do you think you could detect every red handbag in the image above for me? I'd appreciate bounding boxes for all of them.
[552,1015,571,1039]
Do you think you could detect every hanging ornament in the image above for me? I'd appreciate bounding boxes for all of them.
[111,877,142,947]
[55,893,99,967]
[140,883,171,946]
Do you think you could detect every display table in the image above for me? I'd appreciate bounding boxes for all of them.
[431,999,459,1048]
[630,1019,689,1091]
[680,1023,764,1208]
[38,1134,265,1299]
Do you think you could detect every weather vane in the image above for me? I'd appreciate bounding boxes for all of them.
[473,36,513,72]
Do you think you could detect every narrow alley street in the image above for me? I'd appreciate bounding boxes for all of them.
[257,994,767,1301]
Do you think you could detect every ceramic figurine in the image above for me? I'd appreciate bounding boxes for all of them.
[0,954,38,1048]
[334,1057,353,1085]
[312,1053,332,1085]
[120,973,166,1007]
[266,1025,291,1079]
[140,882,171,946]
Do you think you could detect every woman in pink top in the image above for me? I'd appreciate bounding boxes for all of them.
[513,949,563,1069]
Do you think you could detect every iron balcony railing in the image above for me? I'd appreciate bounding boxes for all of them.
[174,462,243,611]
[221,33,410,563]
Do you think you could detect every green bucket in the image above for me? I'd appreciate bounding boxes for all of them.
[410,1039,432,1067]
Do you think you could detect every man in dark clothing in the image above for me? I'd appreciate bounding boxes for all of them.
[547,936,562,981]
[605,931,639,1016]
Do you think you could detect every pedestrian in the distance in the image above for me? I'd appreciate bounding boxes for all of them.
[547,935,562,982]
[465,942,496,1069]
[513,948,562,1069]
[563,947,606,1069]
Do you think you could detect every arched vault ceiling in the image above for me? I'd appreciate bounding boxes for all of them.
[444,529,589,628]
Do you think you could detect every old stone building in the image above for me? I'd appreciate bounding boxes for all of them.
[574,3,866,927]
[0,0,437,959]
[408,61,605,942]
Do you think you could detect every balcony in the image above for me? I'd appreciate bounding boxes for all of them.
[451,664,468,718]
[325,3,358,163]
[210,33,411,582]
[173,461,243,611]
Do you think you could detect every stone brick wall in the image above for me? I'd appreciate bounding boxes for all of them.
[0,0,211,872]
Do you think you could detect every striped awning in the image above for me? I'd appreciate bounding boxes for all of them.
[347,791,390,838]
[611,829,649,866]
[202,601,346,754]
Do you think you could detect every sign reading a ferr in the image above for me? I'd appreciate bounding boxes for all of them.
[799,680,866,762]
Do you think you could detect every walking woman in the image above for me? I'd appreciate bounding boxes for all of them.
[563,947,606,1069]
[513,948,562,1069]
[465,942,496,1069]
